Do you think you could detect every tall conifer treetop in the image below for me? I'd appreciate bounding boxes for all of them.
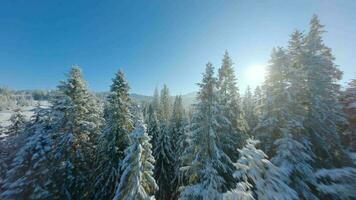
[93,69,133,200]
[113,114,157,200]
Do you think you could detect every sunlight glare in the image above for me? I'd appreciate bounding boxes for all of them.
[245,64,266,86]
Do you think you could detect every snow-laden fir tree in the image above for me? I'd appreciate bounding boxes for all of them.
[170,95,187,199]
[152,87,160,113]
[93,70,133,200]
[170,96,186,152]
[314,167,356,200]
[0,134,7,187]
[159,84,171,122]
[177,111,193,198]
[270,30,319,200]
[0,109,28,191]
[147,104,160,153]
[154,84,175,200]
[250,37,319,199]
[217,51,248,162]
[242,86,258,132]
[272,134,318,200]
[0,106,57,200]
[253,47,290,156]
[228,139,298,200]
[154,121,175,200]
[112,113,158,200]
[7,109,26,136]
[180,63,235,200]
[253,86,263,117]
[340,79,356,151]
[302,15,350,167]
[147,88,161,166]
[50,66,104,199]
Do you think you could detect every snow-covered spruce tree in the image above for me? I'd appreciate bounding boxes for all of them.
[253,86,263,118]
[217,51,248,162]
[272,134,318,200]
[154,121,175,200]
[51,66,103,199]
[159,84,171,122]
[170,95,187,199]
[154,84,175,200]
[180,63,235,200]
[147,88,161,160]
[302,15,350,167]
[314,167,356,200]
[269,30,319,200]
[0,133,7,187]
[152,87,160,114]
[147,104,160,153]
[242,86,258,132]
[177,111,194,198]
[340,79,356,151]
[112,113,158,200]
[0,109,28,191]
[170,96,186,151]
[249,36,319,199]
[0,107,57,200]
[7,109,26,136]
[93,70,133,200]
[253,47,290,156]
[141,101,151,122]
[230,139,298,200]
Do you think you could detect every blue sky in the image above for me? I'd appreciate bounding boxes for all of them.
[0,0,355,95]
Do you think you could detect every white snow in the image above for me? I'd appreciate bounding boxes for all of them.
[0,101,49,138]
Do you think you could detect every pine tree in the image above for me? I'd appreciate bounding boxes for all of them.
[0,107,57,200]
[159,84,171,122]
[180,63,235,200]
[242,86,257,132]
[0,134,7,188]
[253,86,263,117]
[154,84,175,200]
[93,70,133,200]
[272,135,318,200]
[0,109,28,191]
[250,38,319,199]
[217,51,248,162]
[253,47,290,156]
[51,66,103,199]
[341,79,356,151]
[271,30,319,200]
[113,113,158,200]
[147,104,160,153]
[170,95,187,199]
[7,109,26,136]
[171,96,186,151]
[232,139,298,200]
[154,122,175,200]
[302,15,350,167]
[177,112,193,198]
[315,167,356,200]
[152,87,160,113]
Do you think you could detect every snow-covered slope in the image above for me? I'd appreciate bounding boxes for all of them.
[0,101,50,135]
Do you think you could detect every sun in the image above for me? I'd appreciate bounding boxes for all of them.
[244,64,267,86]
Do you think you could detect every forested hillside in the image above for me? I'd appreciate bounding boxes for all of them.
[0,15,355,200]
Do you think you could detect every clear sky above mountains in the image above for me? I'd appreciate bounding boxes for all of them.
[0,0,355,95]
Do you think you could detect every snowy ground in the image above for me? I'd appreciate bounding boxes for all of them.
[0,101,49,137]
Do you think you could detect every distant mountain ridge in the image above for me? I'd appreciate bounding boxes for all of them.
[128,92,197,109]
[129,92,197,109]
[0,87,197,110]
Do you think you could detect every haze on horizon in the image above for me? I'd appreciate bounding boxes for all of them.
[0,0,355,95]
